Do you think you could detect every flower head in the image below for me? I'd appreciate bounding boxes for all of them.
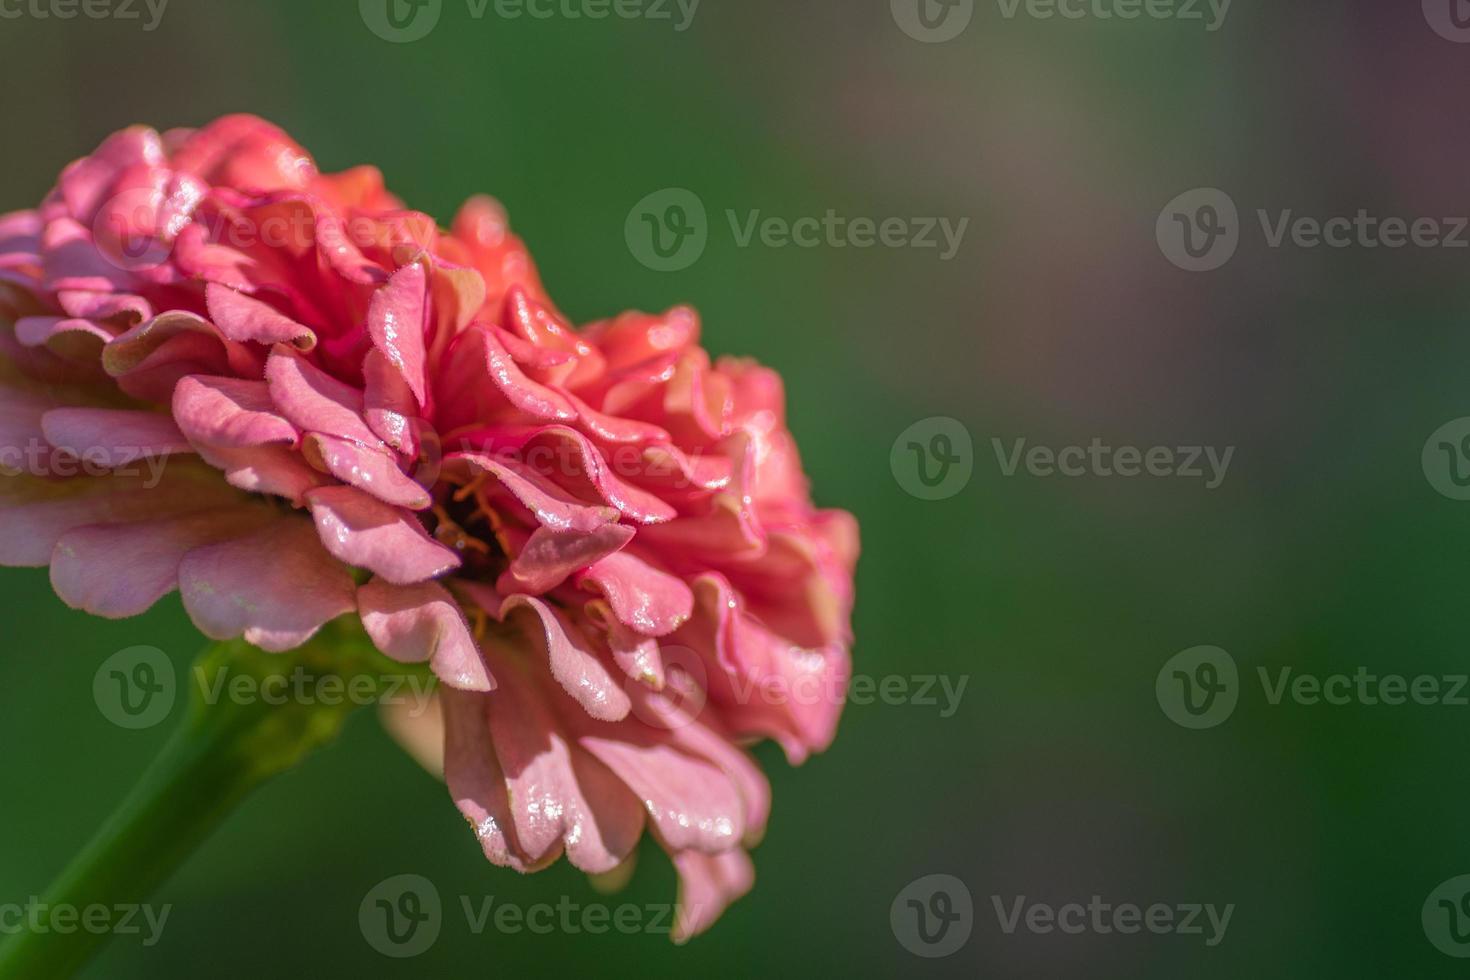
[0,115,858,940]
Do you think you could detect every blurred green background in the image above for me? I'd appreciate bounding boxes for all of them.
[3,0,1470,976]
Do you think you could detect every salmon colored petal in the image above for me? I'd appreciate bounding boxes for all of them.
[367,262,428,405]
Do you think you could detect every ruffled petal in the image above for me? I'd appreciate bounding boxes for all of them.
[358,577,492,691]
[306,485,458,584]
[178,517,357,651]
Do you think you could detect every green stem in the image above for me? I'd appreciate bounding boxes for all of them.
[0,625,426,980]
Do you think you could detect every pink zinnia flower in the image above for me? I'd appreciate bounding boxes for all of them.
[0,115,858,940]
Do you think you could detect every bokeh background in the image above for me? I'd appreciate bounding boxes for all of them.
[3,0,1470,976]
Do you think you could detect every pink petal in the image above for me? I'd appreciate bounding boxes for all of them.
[14,316,112,349]
[450,451,619,533]
[302,433,430,510]
[358,577,492,691]
[178,517,357,652]
[501,594,631,722]
[205,283,317,350]
[306,485,458,585]
[501,521,634,595]
[579,551,694,637]
[51,507,268,618]
[363,348,418,453]
[265,350,381,448]
[172,375,298,449]
[367,262,428,405]
[41,408,192,467]
[194,442,328,504]
[453,655,645,873]
[671,851,755,944]
[0,473,237,567]
[576,728,746,855]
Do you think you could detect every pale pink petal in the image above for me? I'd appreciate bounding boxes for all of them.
[306,485,458,585]
[41,408,192,467]
[671,851,754,944]
[194,443,327,504]
[51,507,268,618]
[178,517,357,652]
